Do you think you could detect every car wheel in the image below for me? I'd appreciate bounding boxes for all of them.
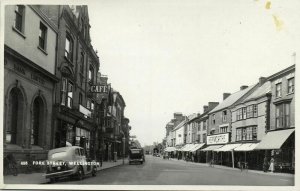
[92,166,97,177]
[49,178,56,183]
[76,166,84,180]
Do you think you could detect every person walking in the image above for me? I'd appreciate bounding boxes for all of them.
[269,157,275,173]
[263,156,268,172]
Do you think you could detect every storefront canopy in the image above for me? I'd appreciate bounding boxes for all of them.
[214,144,241,152]
[254,129,295,150]
[190,143,206,152]
[181,144,195,152]
[165,147,176,152]
[234,143,259,151]
[201,145,223,151]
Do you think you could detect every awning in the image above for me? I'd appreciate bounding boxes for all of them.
[234,143,259,151]
[214,144,242,152]
[165,147,176,152]
[254,129,295,150]
[181,144,195,152]
[190,143,206,152]
[201,145,223,151]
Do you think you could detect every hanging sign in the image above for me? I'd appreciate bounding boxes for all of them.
[90,85,109,93]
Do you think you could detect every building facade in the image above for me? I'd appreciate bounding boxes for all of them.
[4,5,59,168]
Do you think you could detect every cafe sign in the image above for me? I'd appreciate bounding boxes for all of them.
[207,133,229,145]
[90,85,109,93]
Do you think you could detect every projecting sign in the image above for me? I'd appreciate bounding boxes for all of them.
[207,133,229,145]
[90,85,108,93]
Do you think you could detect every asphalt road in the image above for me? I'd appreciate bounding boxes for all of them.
[56,155,294,186]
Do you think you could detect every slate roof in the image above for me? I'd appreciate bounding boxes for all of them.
[209,85,255,113]
[243,81,271,102]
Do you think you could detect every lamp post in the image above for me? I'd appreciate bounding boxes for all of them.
[122,136,126,165]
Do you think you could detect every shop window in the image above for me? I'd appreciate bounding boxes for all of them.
[39,22,47,50]
[14,5,25,33]
[288,78,294,94]
[65,34,73,61]
[276,83,282,97]
[276,102,290,129]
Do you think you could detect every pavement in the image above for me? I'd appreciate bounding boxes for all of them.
[3,159,126,184]
[168,158,294,178]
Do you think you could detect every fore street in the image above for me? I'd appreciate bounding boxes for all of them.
[54,155,293,186]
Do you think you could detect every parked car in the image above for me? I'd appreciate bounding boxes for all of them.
[45,146,97,183]
[129,148,145,164]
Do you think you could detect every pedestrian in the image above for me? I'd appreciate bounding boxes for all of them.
[263,156,268,172]
[238,158,242,171]
[269,157,275,173]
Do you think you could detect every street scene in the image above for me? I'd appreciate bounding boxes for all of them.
[1,1,299,190]
[4,155,294,185]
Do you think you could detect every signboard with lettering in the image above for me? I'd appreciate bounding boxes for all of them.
[207,133,229,145]
[90,85,108,93]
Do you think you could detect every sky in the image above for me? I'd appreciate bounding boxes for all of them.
[87,0,300,146]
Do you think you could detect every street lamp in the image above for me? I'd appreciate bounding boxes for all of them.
[122,136,126,165]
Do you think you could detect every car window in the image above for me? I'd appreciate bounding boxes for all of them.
[51,151,67,159]
[80,148,85,156]
[75,148,80,156]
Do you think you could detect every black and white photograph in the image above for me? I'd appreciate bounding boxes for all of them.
[0,0,299,190]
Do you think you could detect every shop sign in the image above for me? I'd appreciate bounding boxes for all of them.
[90,85,108,93]
[207,133,229,145]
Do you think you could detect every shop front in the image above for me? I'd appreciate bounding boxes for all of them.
[254,128,295,173]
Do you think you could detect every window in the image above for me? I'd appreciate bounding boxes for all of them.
[276,102,290,129]
[65,34,73,61]
[61,78,73,108]
[79,93,83,105]
[88,65,94,82]
[212,114,215,125]
[14,5,25,32]
[242,107,247,119]
[276,83,282,97]
[203,120,207,130]
[91,100,94,111]
[288,78,294,94]
[39,22,47,50]
[87,99,91,110]
[197,134,201,142]
[203,133,206,143]
[222,110,227,122]
[236,126,257,141]
[220,126,228,133]
[253,105,258,117]
[80,52,84,74]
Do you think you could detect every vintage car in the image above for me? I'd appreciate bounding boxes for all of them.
[129,148,145,164]
[44,146,97,183]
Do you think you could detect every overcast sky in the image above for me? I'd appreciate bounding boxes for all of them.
[88,0,300,146]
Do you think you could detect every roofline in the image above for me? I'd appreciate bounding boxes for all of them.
[266,64,295,81]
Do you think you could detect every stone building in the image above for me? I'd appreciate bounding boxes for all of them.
[39,5,100,158]
[4,5,59,166]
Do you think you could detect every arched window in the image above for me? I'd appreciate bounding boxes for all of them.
[6,87,24,144]
[31,97,44,146]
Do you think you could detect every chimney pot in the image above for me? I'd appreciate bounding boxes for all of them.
[259,77,267,86]
[223,93,231,100]
[240,85,248,90]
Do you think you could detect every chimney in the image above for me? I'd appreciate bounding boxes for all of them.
[223,93,231,100]
[203,105,208,113]
[208,102,219,110]
[259,77,266,86]
[240,85,248,90]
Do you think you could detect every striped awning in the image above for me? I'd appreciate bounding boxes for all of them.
[181,144,195,152]
[190,143,206,152]
[234,143,259,151]
[214,144,242,152]
[201,145,223,151]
